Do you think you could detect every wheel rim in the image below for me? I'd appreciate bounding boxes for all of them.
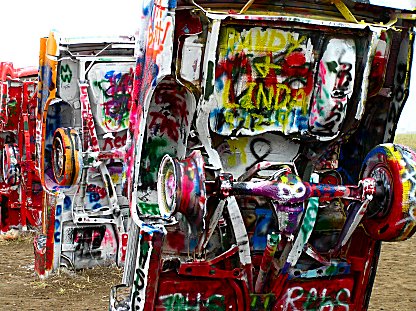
[157,155,177,218]
[366,163,394,219]
[52,135,65,180]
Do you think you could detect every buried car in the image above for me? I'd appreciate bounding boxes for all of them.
[33,32,136,277]
[111,0,416,310]
[0,62,41,233]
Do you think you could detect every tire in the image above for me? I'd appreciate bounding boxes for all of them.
[361,143,416,241]
[51,128,82,187]
[3,144,21,186]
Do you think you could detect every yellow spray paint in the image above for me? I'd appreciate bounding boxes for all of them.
[227,137,249,167]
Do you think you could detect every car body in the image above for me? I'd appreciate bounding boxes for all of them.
[33,32,136,277]
[106,0,416,310]
[0,62,41,233]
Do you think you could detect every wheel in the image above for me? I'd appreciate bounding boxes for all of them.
[361,143,416,241]
[3,144,21,186]
[52,128,82,187]
[157,150,206,225]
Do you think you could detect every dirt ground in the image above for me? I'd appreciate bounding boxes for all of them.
[368,237,416,310]
[0,233,414,310]
[0,232,122,311]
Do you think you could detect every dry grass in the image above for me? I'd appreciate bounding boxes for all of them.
[0,229,37,244]
[395,133,416,150]
[30,265,123,295]
[0,237,123,310]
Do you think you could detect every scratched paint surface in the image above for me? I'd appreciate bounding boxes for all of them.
[3,82,22,130]
[139,77,194,191]
[61,224,118,269]
[36,34,58,186]
[215,133,299,178]
[309,38,356,135]
[34,192,61,278]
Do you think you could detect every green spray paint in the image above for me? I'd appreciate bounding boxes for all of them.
[161,293,225,311]
[60,64,73,83]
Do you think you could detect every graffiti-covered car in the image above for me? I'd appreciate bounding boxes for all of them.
[0,62,41,233]
[34,32,136,277]
[111,0,416,310]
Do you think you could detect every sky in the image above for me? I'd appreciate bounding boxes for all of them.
[0,0,414,133]
[0,0,140,67]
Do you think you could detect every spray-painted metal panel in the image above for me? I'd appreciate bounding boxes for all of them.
[34,32,136,278]
[0,62,41,233]
[110,1,416,310]
[210,26,363,138]
[88,63,134,132]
